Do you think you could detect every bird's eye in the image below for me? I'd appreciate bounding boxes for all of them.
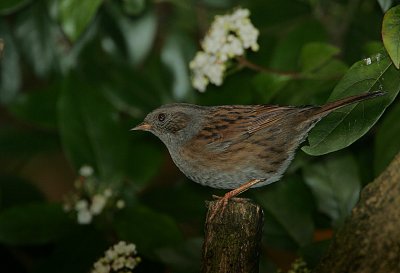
[158,113,166,122]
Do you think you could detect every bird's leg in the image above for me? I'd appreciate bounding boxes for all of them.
[209,179,262,221]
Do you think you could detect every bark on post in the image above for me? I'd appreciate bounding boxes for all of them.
[315,152,400,273]
[202,198,264,273]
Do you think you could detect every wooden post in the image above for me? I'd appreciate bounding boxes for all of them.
[201,198,264,273]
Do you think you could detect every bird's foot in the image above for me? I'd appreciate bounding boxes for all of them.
[208,179,262,222]
[208,192,234,222]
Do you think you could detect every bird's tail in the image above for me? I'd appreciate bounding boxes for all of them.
[310,91,385,118]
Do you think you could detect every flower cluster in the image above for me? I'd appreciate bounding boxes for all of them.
[92,241,141,273]
[63,165,126,225]
[189,8,260,92]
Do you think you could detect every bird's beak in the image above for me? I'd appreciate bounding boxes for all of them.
[131,122,152,131]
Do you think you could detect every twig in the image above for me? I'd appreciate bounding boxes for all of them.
[236,56,303,79]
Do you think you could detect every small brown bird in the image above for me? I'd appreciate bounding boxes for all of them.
[132,91,384,210]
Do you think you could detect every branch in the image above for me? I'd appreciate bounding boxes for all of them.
[314,152,400,273]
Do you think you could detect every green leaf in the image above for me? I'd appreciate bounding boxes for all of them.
[269,20,327,71]
[106,3,157,65]
[299,240,331,268]
[8,85,59,129]
[0,21,21,104]
[302,152,360,226]
[58,72,129,180]
[374,102,400,175]
[58,71,162,184]
[141,182,209,222]
[197,71,254,105]
[0,203,71,245]
[156,237,202,273]
[382,5,400,69]
[254,176,314,247]
[14,1,62,77]
[32,225,107,273]
[299,42,340,73]
[122,0,146,16]
[115,205,183,257]
[378,0,393,12]
[302,52,400,155]
[0,127,59,158]
[58,0,103,42]
[101,72,162,116]
[0,176,44,209]
[161,33,195,101]
[252,73,290,104]
[0,0,31,15]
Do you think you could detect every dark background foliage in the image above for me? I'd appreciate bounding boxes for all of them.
[0,0,399,272]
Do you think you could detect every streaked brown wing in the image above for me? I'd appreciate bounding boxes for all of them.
[196,105,298,152]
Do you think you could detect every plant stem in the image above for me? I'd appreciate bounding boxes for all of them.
[236,56,303,79]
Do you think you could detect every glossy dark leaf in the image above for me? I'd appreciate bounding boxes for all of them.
[0,0,31,15]
[374,102,400,175]
[0,203,71,245]
[382,5,400,68]
[0,176,44,210]
[0,21,21,104]
[378,0,393,12]
[101,62,163,115]
[32,226,107,273]
[106,3,157,65]
[115,205,183,257]
[141,181,209,222]
[303,152,360,226]
[299,240,331,268]
[0,128,59,158]
[303,52,400,155]
[161,33,195,101]
[58,72,129,180]
[252,73,290,104]
[268,20,327,71]
[300,42,340,73]
[122,0,146,16]
[8,85,59,129]
[156,237,202,273]
[14,1,62,77]
[197,71,255,105]
[58,0,103,41]
[254,176,314,247]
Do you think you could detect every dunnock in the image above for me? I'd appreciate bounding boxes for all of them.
[132,91,384,212]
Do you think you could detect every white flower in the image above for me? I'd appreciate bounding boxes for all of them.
[93,260,110,273]
[91,241,140,273]
[104,188,112,197]
[190,8,259,91]
[190,51,225,91]
[90,194,107,215]
[75,199,89,211]
[126,243,137,254]
[116,199,125,209]
[77,208,92,224]
[112,256,125,271]
[192,74,209,92]
[114,241,128,254]
[105,249,117,261]
[125,257,139,269]
[79,165,94,177]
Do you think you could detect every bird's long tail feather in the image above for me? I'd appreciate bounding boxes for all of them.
[311,91,385,118]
